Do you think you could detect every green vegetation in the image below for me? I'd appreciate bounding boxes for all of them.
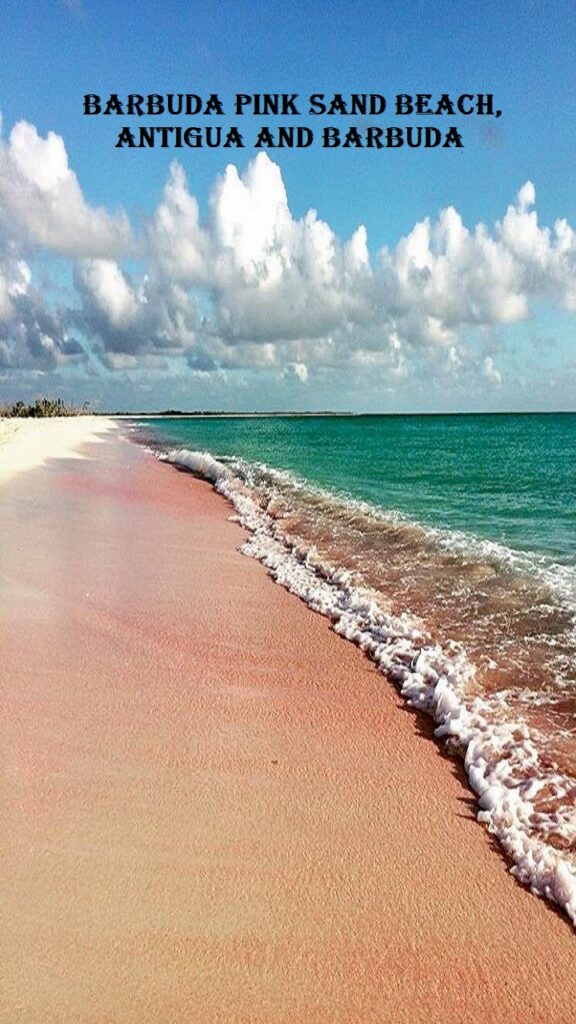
[0,398,89,418]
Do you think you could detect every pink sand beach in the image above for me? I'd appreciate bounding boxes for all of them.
[2,419,575,1023]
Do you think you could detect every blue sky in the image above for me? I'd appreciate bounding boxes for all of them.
[0,0,575,411]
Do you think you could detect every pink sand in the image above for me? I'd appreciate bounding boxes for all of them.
[2,428,575,1023]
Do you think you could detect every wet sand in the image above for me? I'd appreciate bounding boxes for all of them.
[2,424,576,1023]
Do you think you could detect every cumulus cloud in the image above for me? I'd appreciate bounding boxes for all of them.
[0,246,85,370]
[74,258,198,360]
[483,355,502,387]
[145,154,374,352]
[0,120,132,258]
[127,155,576,386]
[2,112,576,395]
[85,153,374,369]
[384,182,576,349]
[282,361,309,383]
[146,162,210,284]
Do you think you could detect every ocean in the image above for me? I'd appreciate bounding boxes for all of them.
[135,412,576,924]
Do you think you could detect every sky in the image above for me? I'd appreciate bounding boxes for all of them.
[1,0,575,412]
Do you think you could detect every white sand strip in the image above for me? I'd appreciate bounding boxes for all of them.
[0,415,116,482]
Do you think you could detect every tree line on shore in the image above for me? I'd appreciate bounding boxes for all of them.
[0,398,88,418]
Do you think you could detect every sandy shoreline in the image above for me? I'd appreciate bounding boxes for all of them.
[0,415,115,481]
[2,421,576,1023]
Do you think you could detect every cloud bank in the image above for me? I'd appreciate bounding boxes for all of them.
[2,114,576,399]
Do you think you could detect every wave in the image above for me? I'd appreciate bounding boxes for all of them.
[158,444,576,927]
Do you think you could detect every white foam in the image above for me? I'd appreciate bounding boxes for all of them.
[160,445,576,927]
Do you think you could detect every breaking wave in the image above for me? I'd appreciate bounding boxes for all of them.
[158,444,576,927]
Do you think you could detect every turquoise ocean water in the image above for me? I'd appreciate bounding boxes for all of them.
[135,412,576,923]
[139,413,576,560]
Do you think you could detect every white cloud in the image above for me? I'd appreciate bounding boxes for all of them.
[148,153,374,352]
[2,113,576,397]
[483,355,502,387]
[75,258,198,359]
[134,159,576,384]
[0,120,132,258]
[283,361,309,383]
[146,162,210,284]
[0,249,84,369]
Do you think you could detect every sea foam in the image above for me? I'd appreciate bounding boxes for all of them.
[160,445,576,927]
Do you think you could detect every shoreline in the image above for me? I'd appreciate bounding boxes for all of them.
[2,420,576,1022]
[111,409,576,419]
